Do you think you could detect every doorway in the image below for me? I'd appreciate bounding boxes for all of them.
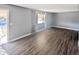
[0,8,9,45]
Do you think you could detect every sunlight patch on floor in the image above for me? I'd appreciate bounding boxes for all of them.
[0,28,7,45]
[0,46,8,55]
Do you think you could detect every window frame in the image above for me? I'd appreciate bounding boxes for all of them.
[36,11,46,24]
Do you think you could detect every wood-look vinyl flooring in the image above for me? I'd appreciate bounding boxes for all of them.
[1,27,78,55]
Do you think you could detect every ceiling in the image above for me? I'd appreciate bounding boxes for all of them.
[14,4,79,13]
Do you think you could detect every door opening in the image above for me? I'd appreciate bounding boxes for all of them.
[0,9,9,45]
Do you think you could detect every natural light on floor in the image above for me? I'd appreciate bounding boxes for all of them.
[0,46,8,55]
[0,25,8,55]
[0,28,7,45]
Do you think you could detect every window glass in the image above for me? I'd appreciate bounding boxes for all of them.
[37,11,46,24]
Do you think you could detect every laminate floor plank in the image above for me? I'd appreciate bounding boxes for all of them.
[1,27,78,55]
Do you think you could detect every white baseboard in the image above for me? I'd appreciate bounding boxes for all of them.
[9,33,32,42]
[8,27,51,43]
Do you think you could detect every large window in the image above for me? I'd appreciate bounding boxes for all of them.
[36,11,46,24]
[0,9,9,44]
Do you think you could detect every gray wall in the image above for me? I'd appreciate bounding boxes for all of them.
[2,4,78,42]
[33,12,54,32]
[52,12,79,31]
[1,4,79,42]
[29,10,54,32]
[0,5,34,41]
[0,4,53,41]
[45,13,56,28]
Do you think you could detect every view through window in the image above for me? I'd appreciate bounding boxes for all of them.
[37,11,46,24]
[0,9,9,45]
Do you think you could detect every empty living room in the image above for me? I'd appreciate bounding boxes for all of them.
[0,4,79,55]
